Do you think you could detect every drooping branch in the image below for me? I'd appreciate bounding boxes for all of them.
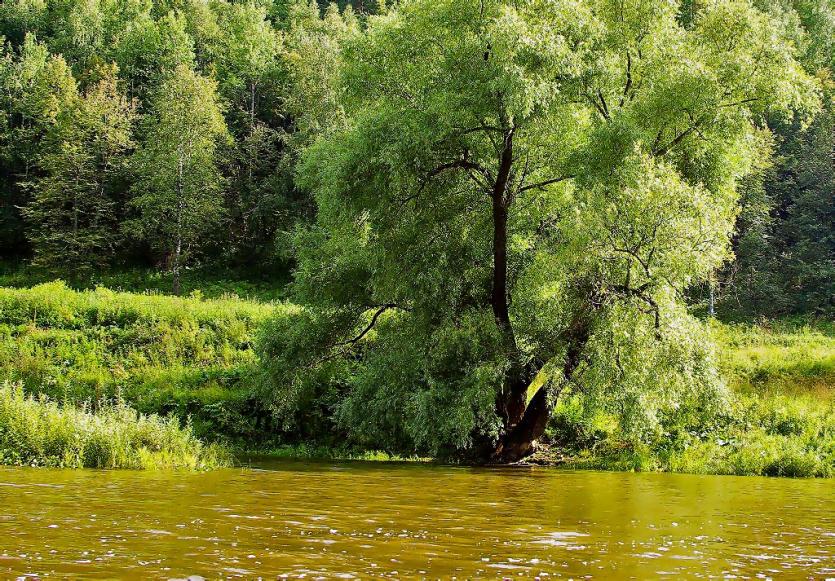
[653,97,759,156]
[610,283,661,337]
[586,91,610,120]
[518,174,575,193]
[337,303,404,347]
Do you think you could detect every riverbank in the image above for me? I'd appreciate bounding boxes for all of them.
[0,282,832,475]
[541,320,835,477]
[0,382,228,469]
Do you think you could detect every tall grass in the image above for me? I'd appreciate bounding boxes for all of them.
[545,320,835,477]
[0,281,295,442]
[0,262,288,302]
[714,319,835,398]
[0,382,230,469]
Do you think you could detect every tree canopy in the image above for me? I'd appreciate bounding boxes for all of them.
[259,0,819,461]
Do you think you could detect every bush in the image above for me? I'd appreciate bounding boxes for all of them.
[545,321,835,477]
[0,382,230,469]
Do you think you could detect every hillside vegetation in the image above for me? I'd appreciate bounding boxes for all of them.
[0,282,832,475]
[0,282,289,443]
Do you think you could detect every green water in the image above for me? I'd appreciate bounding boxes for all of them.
[1,461,833,578]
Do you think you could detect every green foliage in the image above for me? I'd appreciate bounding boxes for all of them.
[714,0,835,317]
[112,10,196,101]
[0,0,831,473]
[263,0,819,459]
[546,321,835,477]
[0,0,359,273]
[0,381,230,469]
[0,281,284,443]
[22,63,135,272]
[0,35,78,256]
[719,103,834,316]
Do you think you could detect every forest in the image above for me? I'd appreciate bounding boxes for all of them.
[0,0,833,472]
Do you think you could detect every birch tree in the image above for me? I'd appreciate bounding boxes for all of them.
[129,64,230,294]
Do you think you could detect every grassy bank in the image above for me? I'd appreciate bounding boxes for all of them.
[0,262,288,302]
[545,320,835,477]
[0,281,292,443]
[1,281,832,476]
[249,444,430,463]
[0,382,229,469]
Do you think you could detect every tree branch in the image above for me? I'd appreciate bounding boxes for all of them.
[518,174,575,193]
[337,303,403,347]
[619,50,632,108]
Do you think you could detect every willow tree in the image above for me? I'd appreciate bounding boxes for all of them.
[259,0,818,461]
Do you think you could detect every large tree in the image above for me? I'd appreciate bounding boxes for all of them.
[260,0,819,462]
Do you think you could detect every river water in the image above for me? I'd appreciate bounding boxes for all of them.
[1,460,833,578]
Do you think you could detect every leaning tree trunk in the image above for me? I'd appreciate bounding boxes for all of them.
[491,318,591,463]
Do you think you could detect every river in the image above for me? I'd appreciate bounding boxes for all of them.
[1,460,833,578]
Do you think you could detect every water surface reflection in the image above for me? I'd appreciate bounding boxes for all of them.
[1,461,833,578]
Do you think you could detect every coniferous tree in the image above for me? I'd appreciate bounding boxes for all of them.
[22,64,134,272]
[0,35,77,258]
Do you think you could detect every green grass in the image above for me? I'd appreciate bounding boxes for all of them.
[715,319,835,399]
[0,382,230,469]
[0,281,295,443]
[544,320,835,477]
[1,280,832,476]
[0,262,289,302]
[250,443,431,463]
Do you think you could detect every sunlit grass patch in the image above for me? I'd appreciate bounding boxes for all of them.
[0,382,230,469]
[0,281,294,443]
[545,320,835,477]
[714,320,835,398]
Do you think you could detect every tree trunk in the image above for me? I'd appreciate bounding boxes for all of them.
[491,314,592,463]
[173,155,184,296]
[490,128,530,433]
[172,236,182,296]
[483,123,592,463]
[482,125,541,460]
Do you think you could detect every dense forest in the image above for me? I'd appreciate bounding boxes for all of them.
[0,0,831,314]
[0,0,833,467]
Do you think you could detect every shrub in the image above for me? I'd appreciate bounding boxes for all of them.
[0,382,230,469]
